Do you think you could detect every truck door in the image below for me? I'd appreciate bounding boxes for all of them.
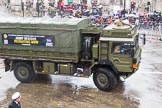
[110,42,133,72]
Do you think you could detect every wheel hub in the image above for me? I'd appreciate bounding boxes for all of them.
[97,73,109,87]
[18,67,29,78]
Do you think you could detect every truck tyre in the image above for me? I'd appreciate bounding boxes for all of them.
[14,62,35,83]
[93,68,117,91]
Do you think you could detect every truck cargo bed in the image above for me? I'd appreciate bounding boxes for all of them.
[0,17,90,62]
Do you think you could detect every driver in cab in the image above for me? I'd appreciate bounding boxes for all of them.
[113,43,126,54]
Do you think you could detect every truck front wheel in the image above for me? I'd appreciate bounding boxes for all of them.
[14,62,35,83]
[93,68,117,91]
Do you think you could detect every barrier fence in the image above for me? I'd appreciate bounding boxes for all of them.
[138,29,162,43]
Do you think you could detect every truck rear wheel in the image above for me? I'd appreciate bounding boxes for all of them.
[14,62,35,83]
[93,68,117,91]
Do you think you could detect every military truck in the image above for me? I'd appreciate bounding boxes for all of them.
[0,17,141,91]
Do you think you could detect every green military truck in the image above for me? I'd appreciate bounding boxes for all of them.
[0,17,141,91]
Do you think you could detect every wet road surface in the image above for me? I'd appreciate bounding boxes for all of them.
[0,73,139,108]
[125,32,162,108]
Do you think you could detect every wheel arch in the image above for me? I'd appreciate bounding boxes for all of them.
[11,60,33,71]
[91,64,119,79]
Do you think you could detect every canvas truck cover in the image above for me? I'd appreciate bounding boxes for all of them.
[0,17,89,30]
[0,17,90,62]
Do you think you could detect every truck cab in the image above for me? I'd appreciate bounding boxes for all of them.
[100,23,141,74]
[81,21,141,91]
